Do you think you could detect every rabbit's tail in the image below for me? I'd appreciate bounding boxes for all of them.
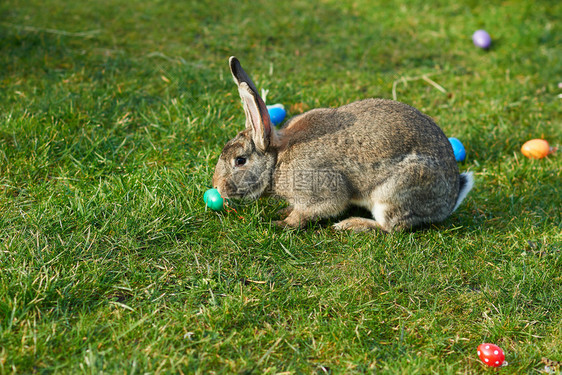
[452,172,474,212]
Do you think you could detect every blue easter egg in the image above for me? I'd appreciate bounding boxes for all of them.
[448,137,466,162]
[472,30,491,49]
[268,107,286,126]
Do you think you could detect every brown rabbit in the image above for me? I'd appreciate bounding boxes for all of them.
[212,57,474,232]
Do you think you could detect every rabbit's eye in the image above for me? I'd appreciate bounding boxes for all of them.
[235,157,247,167]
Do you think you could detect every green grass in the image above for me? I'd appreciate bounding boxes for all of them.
[0,0,561,373]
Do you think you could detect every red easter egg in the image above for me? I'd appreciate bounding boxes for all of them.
[521,139,551,159]
[477,343,505,367]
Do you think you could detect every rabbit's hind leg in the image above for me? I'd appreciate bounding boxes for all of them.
[333,217,383,232]
[374,202,431,232]
[366,201,412,233]
[333,202,394,232]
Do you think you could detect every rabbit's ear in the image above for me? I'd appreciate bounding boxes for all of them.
[229,57,272,151]
[229,56,259,94]
[238,82,272,152]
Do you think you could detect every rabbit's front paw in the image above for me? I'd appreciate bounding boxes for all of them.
[277,206,294,219]
[272,220,290,229]
[272,210,311,229]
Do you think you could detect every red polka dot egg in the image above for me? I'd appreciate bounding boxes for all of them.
[477,343,505,367]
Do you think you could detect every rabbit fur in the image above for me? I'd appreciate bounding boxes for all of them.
[212,57,474,232]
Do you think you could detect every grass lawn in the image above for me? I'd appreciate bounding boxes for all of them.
[1,0,561,373]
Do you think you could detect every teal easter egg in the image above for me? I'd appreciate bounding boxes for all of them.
[203,188,224,211]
